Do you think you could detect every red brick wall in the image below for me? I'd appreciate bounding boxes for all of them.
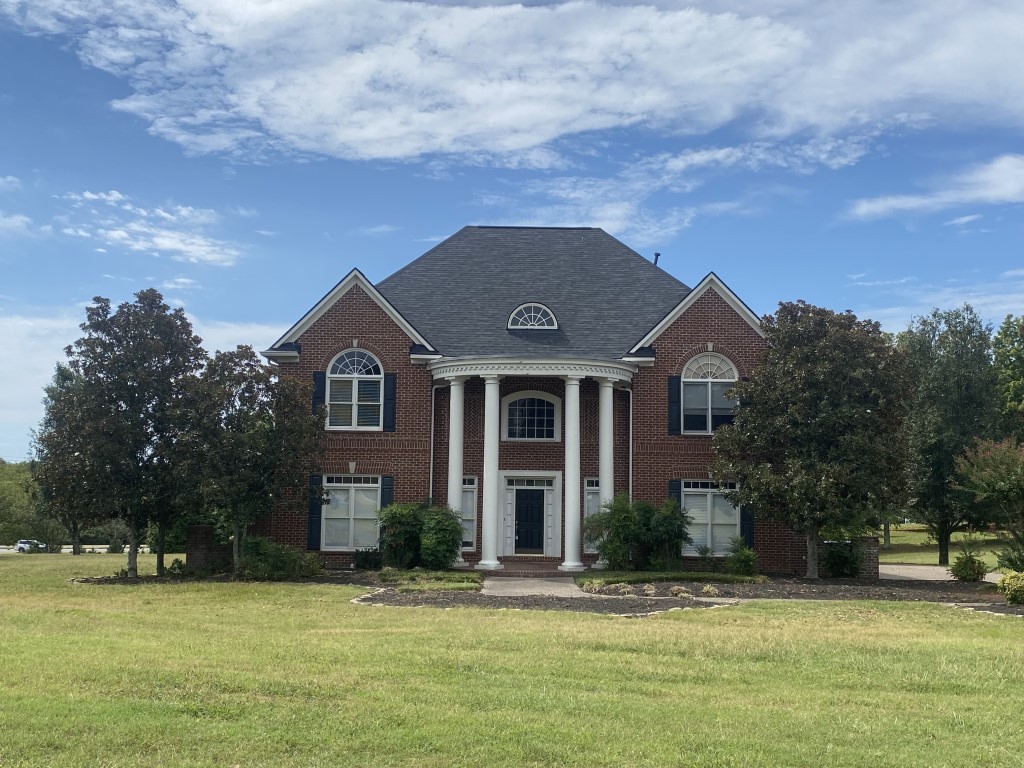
[631,286,806,575]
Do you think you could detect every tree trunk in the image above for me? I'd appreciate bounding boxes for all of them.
[232,521,242,571]
[71,521,81,555]
[127,519,139,578]
[805,526,820,579]
[938,529,951,566]
[882,520,891,549]
[155,521,166,577]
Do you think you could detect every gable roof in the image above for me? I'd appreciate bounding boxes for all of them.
[264,269,434,360]
[629,271,765,353]
[376,226,689,360]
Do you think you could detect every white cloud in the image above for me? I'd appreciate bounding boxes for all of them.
[57,189,242,265]
[0,175,21,191]
[4,1,1023,166]
[359,224,400,236]
[943,214,982,227]
[0,212,32,236]
[847,276,915,287]
[849,154,1024,219]
[161,277,200,291]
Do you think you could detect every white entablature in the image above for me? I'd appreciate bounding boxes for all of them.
[427,356,636,384]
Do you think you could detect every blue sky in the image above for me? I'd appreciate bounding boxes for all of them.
[1,0,1023,461]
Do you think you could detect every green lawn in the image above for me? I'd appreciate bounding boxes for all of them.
[2,554,1023,767]
[879,527,1005,568]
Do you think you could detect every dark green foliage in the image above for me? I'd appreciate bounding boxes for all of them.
[993,314,1024,437]
[713,301,912,578]
[725,537,758,576]
[583,494,691,571]
[957,438,1024,575]
[238,536,323,581]
[353,548,384,570]
[419,507,464,570]
[997,546,1024,573]
[998,572,1024,604]
[899,306,1000,564]
[695,544,717,572]
[821,540,860,578]
[377,503,463,570]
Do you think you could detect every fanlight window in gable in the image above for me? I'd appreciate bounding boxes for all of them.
[682,353,739,433]
[328,350,383,429]
[508,303,557,329]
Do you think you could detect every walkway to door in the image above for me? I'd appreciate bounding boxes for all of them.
[482,576,586,597]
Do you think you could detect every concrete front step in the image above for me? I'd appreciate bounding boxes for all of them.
[454,562,591,578]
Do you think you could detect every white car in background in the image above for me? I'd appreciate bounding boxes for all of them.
[15,539,47,553]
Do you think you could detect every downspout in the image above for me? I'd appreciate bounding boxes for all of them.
[627,386,633,500]
[428,383,444,502]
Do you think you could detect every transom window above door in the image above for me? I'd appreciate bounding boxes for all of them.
[501,391,561,441]
[508,303,557,329]
[327,349,383,429]
[682,352,739,433]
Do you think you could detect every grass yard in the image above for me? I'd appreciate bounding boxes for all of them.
[879,527,1005,568]
[2,554,1023,768]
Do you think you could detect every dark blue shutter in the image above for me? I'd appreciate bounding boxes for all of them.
[668,376,681,435]
[741,506,754,548]
[383,373,397,432]
[380,476,394,509]
[312,372,326,416]
[668,479,682,506]
[307,474,323,551]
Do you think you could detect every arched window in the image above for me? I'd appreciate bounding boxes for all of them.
[682,352,738,433]
[508,303,557,329]
[327,350,383,429]
[501,390,561,441]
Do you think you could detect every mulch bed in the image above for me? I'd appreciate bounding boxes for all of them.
[356,578,1024,617]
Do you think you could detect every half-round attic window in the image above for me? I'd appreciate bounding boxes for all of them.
[682,352,737,381]
[508,303,557,329]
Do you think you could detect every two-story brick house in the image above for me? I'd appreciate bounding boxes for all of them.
[259,226,807,573]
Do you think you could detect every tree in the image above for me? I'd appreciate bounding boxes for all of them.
[993,314,1024,437]
[956,438,1024,571]
[0,460,64,550]
[62,290,206,577]
[711,301,911,578]
[897,306,999,565]
[186,346,322,570]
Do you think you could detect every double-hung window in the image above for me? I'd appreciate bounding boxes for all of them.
[322,475,381,550]
[327,350,383,429]
[461,477,477,550]
[682,353,738,433]
[584,478,601,554]
[681,480,739,555]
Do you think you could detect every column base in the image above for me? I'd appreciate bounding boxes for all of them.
[558,562,587,572]
[475,561,505,571]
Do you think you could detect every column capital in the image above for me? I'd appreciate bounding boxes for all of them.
[445,375,470,384]
[563,374,584,384]
[482,374,502,383]
[597,376,615,388]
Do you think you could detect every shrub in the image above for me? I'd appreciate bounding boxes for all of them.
[583,494,691,571]
[418,507,463,570]
[948,535,988,582]
[996,543,1024,573]
[997,571,1024,605]
[695,544,716,573]
[237,536,323,581]
[353,548,384,571]
[725,537,758,576]
[821,540,860,578]
[377,503,462,570]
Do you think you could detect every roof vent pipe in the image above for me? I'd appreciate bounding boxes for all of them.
[653,252,661,266]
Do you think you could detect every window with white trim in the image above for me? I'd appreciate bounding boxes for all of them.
[508,303,557,329]
[682,352,739,433]
[322,475,381,550]
[327,350,383,430]
[461,477,477,550]
[502,391,561,441]
[681,480,739,556]
[584,478,601,554]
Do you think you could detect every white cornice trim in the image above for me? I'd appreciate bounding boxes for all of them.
[260,349,300,363]
[427,356,636,383]
[266,269,435,352]
[629,272,764,352]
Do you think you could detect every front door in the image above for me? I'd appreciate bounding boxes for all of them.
[515,489,545,554]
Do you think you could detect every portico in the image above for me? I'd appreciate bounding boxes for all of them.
[429,358,634,571]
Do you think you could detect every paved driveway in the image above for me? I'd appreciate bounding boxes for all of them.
[880,563,1001,584]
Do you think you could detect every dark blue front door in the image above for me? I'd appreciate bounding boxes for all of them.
[515,489,544,554]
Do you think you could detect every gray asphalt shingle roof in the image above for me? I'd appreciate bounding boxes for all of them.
[375,226,690,360]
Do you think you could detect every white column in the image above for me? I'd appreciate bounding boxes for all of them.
[560,375,585,571]
[445,377,467,512]
[598,378,615,507]
[476,375,503,570]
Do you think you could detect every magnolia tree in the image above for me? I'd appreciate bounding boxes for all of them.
[957,438,1024,571]
[712,301,911,578]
